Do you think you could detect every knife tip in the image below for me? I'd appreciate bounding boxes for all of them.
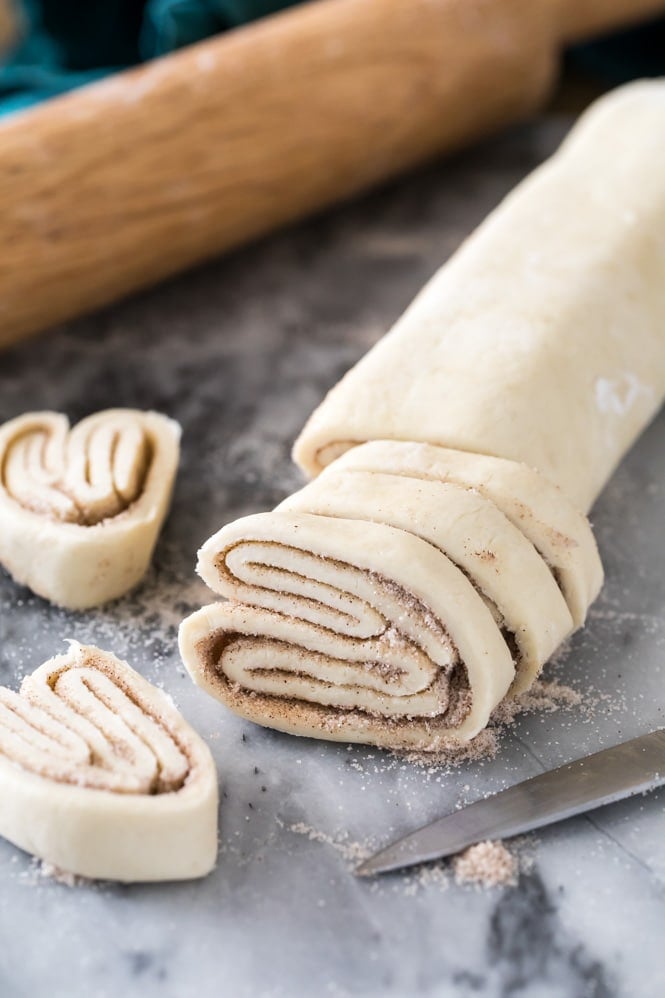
[354,860,374,877]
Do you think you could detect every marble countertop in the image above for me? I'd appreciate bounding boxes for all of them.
[0,117,663,998]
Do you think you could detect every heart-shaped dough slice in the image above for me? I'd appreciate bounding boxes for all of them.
[0,409,180,608]
[0,642,218,882]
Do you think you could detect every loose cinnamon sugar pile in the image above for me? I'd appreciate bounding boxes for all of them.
[453,840,518,888]
[492,679,581,724]
[400,678,581,768]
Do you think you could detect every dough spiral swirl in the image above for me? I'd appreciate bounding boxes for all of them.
[3,410,151,526]
[179,443,602,750]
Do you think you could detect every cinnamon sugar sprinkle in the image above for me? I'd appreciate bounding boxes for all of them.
[453,840,518,888]
[400,678,581,767]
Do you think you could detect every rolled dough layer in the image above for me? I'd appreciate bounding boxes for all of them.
[0,643,218,881]
[0,409,180,608]
[180,81,664,750]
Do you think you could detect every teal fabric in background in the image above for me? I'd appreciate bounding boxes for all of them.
[0,0,301,114]
[570,19,665,85]
[0,0,664,117]
[141,0,300,55]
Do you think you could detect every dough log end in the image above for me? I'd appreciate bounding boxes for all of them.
[180,442,602,752]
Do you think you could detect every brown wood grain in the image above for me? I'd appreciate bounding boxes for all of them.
[0,0,661,349]
[0,0,16,55]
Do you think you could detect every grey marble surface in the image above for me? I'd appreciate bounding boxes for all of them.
[0,118,663,998]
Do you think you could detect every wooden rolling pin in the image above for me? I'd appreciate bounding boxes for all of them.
[0,0,663,350]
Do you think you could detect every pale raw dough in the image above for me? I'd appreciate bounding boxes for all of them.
[0,409,180,608]
[294,81,665,513]
[0,642,218,882]
[179,82,664,751]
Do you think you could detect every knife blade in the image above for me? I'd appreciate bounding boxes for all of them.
[356,729,665,877]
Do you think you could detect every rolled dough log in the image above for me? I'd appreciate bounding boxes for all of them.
[179,81,664,751]
[294,80,665,514]
[0,643,218,881]
[0,409,180,608]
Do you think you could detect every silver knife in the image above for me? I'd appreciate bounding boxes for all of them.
[356,729,665,877]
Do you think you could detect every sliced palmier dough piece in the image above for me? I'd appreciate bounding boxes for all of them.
[179,511,516,750]
[0,409,180,608]
[0,642,218,882]
[333,441,603,629]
